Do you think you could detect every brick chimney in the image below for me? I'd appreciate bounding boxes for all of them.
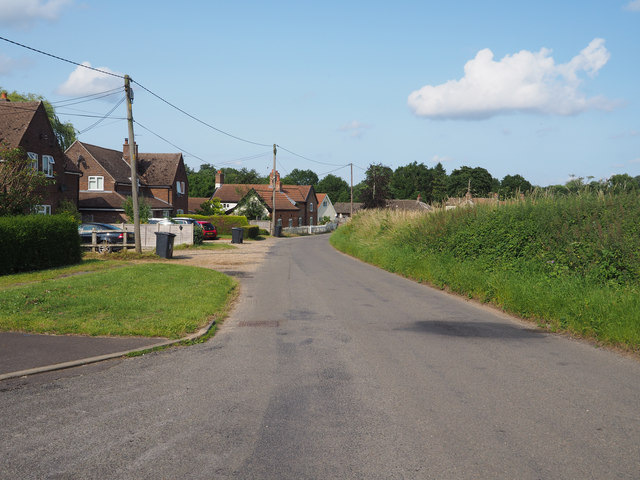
[1,92,9,102]
[215,170,225,189]
[269,169,281,192]
[122,138,138,163]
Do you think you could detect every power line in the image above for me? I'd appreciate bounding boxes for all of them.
[275,145,344,167]
[131,80,272,148]
[78,96,126,135]
[51,90,124,108]
[134,120,210,164]
[0,35,124,79]
[318,164,350,177]
[49,87,124,105]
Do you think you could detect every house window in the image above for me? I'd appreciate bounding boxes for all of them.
[176,209,184,215]
[35,205,51,215]
[323,200,327,207]
[28,152,38,170]
[298,216,302,226]
[288,218,293,227]
[42,155,55,177]
[176,181,186,194]
[163,210,171,218]
[309,202,313,212]
[88,176,104,191]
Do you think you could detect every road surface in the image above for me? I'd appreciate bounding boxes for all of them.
[1,234,638,479]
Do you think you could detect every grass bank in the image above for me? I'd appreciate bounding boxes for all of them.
[0,263,237,338]
[330,193,640,352]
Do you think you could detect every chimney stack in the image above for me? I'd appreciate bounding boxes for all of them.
[215,170,225,189]
[122,138,138,163]
[269,169,281,192]
[1,92,9,102]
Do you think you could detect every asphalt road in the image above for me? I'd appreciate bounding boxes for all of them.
[1,234,638,479]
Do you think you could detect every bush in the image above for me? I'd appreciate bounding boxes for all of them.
[188,215,249,235]
[193,225,204,245]
[241,225,260,239]
[0,215,81,275]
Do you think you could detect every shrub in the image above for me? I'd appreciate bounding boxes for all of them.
[193,225,204,245]
[241,225,260,239]
[0,215,81,275]
[188,215,249,235]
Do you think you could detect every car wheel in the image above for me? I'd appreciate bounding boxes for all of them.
[98,241,112,254]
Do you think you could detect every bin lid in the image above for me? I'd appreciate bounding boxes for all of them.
[154,231,176,237]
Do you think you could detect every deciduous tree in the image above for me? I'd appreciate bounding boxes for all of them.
[361,163,392,209]
[0,145,52,216]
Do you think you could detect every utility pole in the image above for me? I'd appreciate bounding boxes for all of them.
[271,144,277,236]
[350,163,353,217]
[125,75,141,253]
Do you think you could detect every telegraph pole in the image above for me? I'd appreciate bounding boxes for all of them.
[350,162,353,217]
[124,75,141,253]
[271,144,277,236]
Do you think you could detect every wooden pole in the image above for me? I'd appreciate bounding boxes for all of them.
[271,144,277,236]
[125,75,142,253]
[350,162,353,217]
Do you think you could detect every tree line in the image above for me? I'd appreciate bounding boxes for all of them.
[188,161,640,207]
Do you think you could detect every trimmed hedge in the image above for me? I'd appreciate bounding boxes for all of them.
[0,215,82,275]
[187,215,249,235]
[241,225,260,239]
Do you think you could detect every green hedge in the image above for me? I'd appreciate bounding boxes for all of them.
[0,215,81,275]
[241,225,260,239]
[187,215,249,235]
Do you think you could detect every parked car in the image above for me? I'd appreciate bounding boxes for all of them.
[173,217,201,227]
[148,217,177,225]
[196,221,217,240]
[78,223,134,253]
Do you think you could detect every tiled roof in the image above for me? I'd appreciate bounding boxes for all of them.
[0,101,41,148]
[316,193,327,204]
[386,199,432,211]
[72,141,181,186]
[213,184,302,211]
[334,202,363,214]
[137,153,182,185]
[79,190,171,210]
[188,197,210,213]
[79,142,131,183]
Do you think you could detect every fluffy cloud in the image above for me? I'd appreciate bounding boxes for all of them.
[56,62,123,97]
[624,0,640,11]
[0,0,73,28]
[338,120,372,139]
[408,38,613,120]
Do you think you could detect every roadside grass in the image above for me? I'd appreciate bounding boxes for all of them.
[0,263,237,338]
[0,259,124,289]
[331,197,640,352]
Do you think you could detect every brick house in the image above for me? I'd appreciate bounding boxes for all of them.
[65,139,189,223]
[0,96,81,214]
[212,169,318,226]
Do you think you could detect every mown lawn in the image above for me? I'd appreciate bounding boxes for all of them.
[0,262,237,338]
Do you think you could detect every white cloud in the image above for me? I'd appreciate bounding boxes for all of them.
[56,62,123,97]
[408,38,613,120]
[338,120,371,139]
[629,158,640,164]
[0,0,73,28]
[624,0,640,11]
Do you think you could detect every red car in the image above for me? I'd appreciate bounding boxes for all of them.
[196,221,217,240]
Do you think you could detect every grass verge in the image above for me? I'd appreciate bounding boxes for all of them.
[0,263,237,338]
[331,205,640,353]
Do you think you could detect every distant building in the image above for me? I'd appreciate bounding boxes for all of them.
[316,193,337,222]
[212,169,318,226]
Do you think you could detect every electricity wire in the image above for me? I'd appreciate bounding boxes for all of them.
[78,96,126,135]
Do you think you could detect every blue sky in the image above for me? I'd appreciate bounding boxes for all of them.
[1,0,639,187]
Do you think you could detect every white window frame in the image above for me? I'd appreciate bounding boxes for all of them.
[88,176,104,191]
[176,181,186,194]
[42,155,55,177]
[176,181,183,194]
[163,209,171,218]
[176,209,184,214]
[28,152,38,170]
[35,205,51,215]
[309,202,313,212]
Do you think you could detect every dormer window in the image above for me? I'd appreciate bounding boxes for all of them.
[88,176,104,191]
[43,155,55,177]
